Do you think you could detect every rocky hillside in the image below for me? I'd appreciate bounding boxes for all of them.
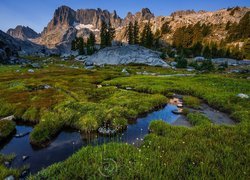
[0,30,55,63]
[6,6,250,53]
[7,25,40,40]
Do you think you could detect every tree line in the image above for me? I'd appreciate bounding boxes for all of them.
[71,21,116,55]
[71,13,249,60]
[71,32,96,55]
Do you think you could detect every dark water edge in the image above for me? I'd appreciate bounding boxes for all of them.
[0,101,235,174]
[0,104,181,174]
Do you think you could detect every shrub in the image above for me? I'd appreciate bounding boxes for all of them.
[200,59,214,71]
[175,56,188,68]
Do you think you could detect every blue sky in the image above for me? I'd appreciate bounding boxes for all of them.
[0,0,249,33]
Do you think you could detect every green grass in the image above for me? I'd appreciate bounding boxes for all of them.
[0,64,167,145]
[187,113,211,126]
[183,95,201,109]
[0,120,16,142]
[0,154,23,179]
[0,63,249,179]
[31,122,249,179]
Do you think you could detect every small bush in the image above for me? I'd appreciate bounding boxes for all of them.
[175,56,188,68]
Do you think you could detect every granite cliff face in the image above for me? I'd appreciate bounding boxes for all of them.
[33,6,123,50]
[6,5,250,53]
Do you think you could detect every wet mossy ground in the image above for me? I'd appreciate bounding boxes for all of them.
[0,61,249,179]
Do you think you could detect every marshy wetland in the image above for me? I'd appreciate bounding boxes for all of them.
[0,60,249,179]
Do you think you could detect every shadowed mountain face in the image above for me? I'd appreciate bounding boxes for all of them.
[7,25,40,40]
[0,30,54,62]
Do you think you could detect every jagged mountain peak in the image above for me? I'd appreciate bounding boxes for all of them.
[10,5,249,53]
[7,25,39,40]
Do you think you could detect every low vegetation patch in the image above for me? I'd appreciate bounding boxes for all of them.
[187,112,211,126]
[183,96,201,109]
[0,120,16,142]
[0,154,22,179]
[0,64,249,178]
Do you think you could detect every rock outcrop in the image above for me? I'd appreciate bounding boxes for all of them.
[85,45,169,67]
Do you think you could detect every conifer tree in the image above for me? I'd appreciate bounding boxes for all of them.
[100,21,115,48]
[133,21,139,44]
[203,45,211,59]
[127,22,134,44]
[154,29,161,49]
[100,21,108,48]
[86,32,96,55]
[140,22,154,48]
[107,22,115,46]
[71,39,76,51]
[77,37,85,55]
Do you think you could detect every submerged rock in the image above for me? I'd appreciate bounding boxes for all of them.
[4,161,11,167]
[20,170,29,178]
[15,132,30,138]
[98,127,116,135]
[22,155,29,161]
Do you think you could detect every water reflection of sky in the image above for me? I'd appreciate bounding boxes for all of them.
[0,104,179,173]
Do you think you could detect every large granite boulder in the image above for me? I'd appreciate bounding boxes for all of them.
[85,45,170,67]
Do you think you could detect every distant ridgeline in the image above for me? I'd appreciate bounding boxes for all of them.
[2,5,250,59]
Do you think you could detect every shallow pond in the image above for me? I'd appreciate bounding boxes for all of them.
[0,104,181,173]
[0,101,235,174]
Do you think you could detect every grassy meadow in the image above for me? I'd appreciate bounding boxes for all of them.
[0,60,249,179]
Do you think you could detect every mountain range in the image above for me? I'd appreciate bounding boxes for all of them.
[3,5,250,54]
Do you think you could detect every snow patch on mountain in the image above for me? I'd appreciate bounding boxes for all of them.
[74,23,99,32]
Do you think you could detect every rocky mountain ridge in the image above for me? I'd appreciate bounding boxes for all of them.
[7,25,40,40]
[6,6,250,53]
